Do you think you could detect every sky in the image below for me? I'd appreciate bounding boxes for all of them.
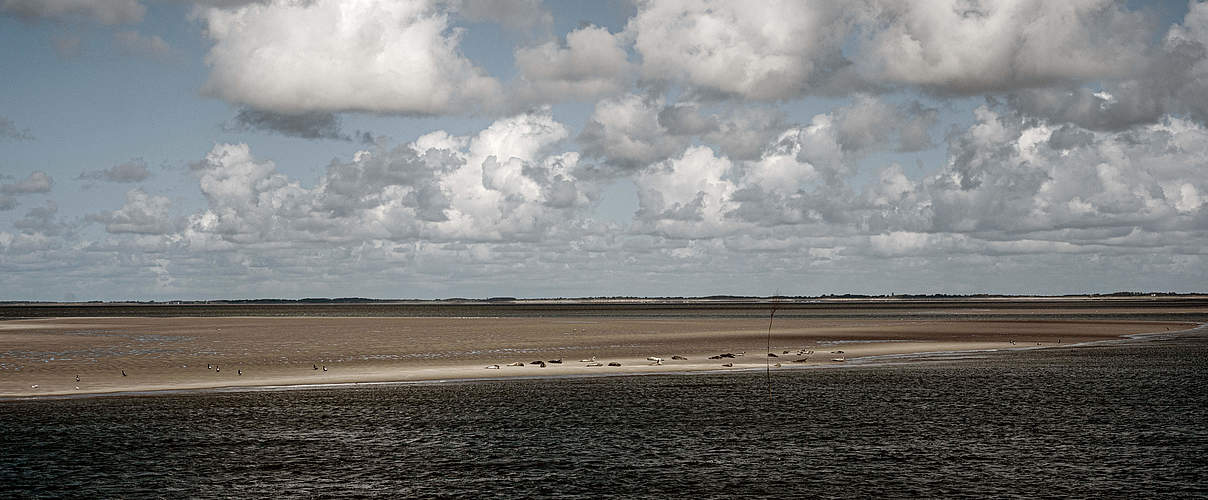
[1,0,1206,301]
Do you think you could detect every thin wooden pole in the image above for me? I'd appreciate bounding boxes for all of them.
[766,302,777,399]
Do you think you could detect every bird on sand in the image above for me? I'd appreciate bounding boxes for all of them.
[75,374,80,382]
[121,370,127,377]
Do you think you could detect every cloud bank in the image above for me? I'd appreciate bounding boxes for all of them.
[197,0,502,115]
[2,0,1206,299]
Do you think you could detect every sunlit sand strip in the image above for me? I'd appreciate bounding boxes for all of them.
[4,322,1201,400]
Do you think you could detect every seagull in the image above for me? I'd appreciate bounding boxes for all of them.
[207,364,212,370]
[237,369,242,376]
[579,356,596,363]
[314,364,318,370]
[121,370,127,377]
[508,362,525,366]
[322,366,327,372]
[31,384,38,389]
[215,366,220,373]
[485,364,501,369]
[647,357,663,365]
[75,374,80,382]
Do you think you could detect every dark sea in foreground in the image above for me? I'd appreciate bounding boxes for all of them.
[3,332,1206,498]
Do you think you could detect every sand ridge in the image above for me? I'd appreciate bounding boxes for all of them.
[0,314,1197,397]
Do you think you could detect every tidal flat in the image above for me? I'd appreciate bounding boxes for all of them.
[2,297,1204,397]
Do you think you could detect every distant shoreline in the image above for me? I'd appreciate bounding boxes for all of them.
[5,292,1207,306]
[4,295,1208,321]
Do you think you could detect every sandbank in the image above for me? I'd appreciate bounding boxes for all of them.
[0,314,1197,398]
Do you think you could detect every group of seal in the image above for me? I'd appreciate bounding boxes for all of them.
[485,355,689,369]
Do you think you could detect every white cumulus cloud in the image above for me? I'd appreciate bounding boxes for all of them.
[627,0,849,100]
[88,189,182,235]
[513,25,630,103]
[855,0,1151,94]
[197,0,503,115]
[182,110,595,246]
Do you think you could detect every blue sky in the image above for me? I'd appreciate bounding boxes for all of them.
[1,0,1205,300]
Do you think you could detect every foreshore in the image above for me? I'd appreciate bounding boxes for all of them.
[2,310,1200,398]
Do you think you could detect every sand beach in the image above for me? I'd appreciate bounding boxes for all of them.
[3,297,1203,397]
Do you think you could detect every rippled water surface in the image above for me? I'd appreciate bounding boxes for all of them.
[3,333,1207,498]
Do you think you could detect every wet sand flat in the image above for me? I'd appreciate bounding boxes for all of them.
[1,309,1197,397]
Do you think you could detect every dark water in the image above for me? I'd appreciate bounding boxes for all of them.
[3,333,1207,498]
